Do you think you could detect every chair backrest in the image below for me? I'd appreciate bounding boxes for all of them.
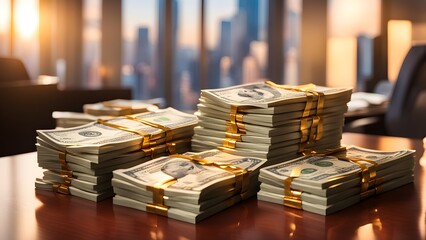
[0,57,30,82]
[385,44,426,139]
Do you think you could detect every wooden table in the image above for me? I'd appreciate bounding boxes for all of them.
[1,133,424,240]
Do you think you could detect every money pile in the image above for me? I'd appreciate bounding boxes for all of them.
[83,98,161,116]
[112,149,270,223]
[35,108,198,202]
[257,145,416,215]
[191,81,352,161]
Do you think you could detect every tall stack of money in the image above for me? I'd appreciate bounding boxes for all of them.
[111,149,269,223]
[191,81,353,161]
[257,145,416,215]
[35,108,198,202]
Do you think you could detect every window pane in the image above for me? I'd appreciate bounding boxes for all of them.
[284,0,301,85]
[173,0,200,110]
[122,0,159,100]
[83,0,102,88]
[205,0,268,88]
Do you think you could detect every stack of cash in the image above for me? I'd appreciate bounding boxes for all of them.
[191,81,352,161]
[257,145,416,215]
[34,108,198,202]
[83,98,160,116]
[112,149,272,223]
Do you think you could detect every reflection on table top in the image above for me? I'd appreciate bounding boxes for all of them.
[0,133,424,240]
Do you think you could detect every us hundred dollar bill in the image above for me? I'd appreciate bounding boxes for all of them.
[201,81,352,109]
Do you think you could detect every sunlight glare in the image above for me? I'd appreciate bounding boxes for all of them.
[15,1,39,38]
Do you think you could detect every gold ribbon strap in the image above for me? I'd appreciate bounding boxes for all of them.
[52,183,70,195]
[125,115,173,142]
[223,138,237,149]
[52,151,73,195]
[146,179,176,205]
[170,154,250,196]
[146,203,169,217]
[166,142,177,155]
[338,156,378,192]
[360,185,383,200]
[313,92,325,141]
[97,118,151,148]
[143,177,177,217]
[229,105,238,124]
[142,145,161,159]
[304,147,378,192]
[265,81,324,148]
[58,152,70,171]
[283,167,303,209]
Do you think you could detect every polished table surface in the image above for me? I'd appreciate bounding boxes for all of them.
[1,133,425,240]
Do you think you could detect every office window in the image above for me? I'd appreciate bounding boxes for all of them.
[122,0,270,110]
[83,0,102,88]
[205,0,268,88]
[122,0,159,100]
[173,0,200,110]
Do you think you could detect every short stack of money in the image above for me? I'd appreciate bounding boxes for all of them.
[112,149,272,224]
[257,145,416,215]
[34,107,198,202]
[191,81,353,161]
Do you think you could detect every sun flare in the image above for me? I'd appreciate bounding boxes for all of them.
[15,3,38,38]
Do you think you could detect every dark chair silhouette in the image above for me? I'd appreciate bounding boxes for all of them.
[385,44,426,139]
[0,57,31,82]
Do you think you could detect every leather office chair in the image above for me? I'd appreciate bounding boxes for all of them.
[385,44,426,139]
[0,57,31,82]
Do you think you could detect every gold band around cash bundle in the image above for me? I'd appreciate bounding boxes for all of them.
[283,167,303,209]
[125,115,174,142]
[53,183,70,194]
[265,80,325,148]
[96,118,152,148]
[51,151,73,195]
[146,203,169,217]
[303,147,378,193]
[169,154,250,196]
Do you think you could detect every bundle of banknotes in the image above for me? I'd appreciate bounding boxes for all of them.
[52,99,163,128]
[112,149,273,223]
[35,108,198,202]
[191,81,353,161]
[257,145,416,215]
